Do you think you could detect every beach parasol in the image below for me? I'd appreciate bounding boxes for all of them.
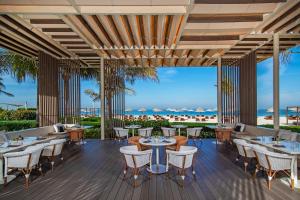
[267,107,273,113]
[153,108,162,112]
[195,107,205,112]
[138,108,147,112]
[125,108,132,112]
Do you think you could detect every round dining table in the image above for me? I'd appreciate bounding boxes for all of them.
[171,124,187,136]
[125,124,141,136]
[139,137,176,174]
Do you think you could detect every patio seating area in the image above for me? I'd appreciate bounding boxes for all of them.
[0,138,299,200]
[0,0,300,199]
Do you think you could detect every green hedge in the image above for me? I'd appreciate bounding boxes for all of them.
[0,109,36,120]
[0,120,38,131]
[260,124,300,133]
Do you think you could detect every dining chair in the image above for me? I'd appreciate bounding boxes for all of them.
[277,130,298,141]
[166,146,197,187]
[120,145,152,187]
[138,127,153,137]
[41,139,66,171]
[161,127,176,137]
[186,127,203,146]
[233,139,256,172]
[3,143,46,189]
[251,144,295,190]
[113,127,129,142]
[166,136,188,151]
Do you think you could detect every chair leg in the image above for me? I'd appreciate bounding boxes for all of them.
[39,164,43,176]
[133,169,138,187]
[291,178,295,191]
[25,173,30,189]
[267,171,272,190]
[180,169,185,187]
[244,161,248,172]
[51,157,55,172]
[123,165,127,180]
[3,177,7,186]
[253,164,259,179]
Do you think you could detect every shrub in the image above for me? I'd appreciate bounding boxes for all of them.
[0,109,36,120]
[0,120,38,131]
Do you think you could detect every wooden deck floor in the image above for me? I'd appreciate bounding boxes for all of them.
[0,139,299,200]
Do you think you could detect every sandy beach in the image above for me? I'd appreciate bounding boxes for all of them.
[124,115,297,126]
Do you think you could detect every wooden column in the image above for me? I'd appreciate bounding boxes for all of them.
[38,51,59,126]
[239,52,257,125]
[273,33,280,131]
[217,57,222,124]
[100,57,105,140]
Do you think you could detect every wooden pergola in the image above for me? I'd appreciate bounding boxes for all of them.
[0,0,299,138]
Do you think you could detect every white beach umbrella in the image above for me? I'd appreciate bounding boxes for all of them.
[288,107,299,112]
[206,108,213,112]
[267,107,273,113]
[125,108,132,112]
[138,108,147,112]
[166,108,177,112]
[195,107,205,112]
[153,108,162,112]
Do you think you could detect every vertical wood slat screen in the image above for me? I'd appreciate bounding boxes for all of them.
[58,59,81,124]
[38,51,81,126]
[221,59,240,124]
[221,51,257,125]
[103,59,125,138]
[38,51,59,126]
[239,51,257,125]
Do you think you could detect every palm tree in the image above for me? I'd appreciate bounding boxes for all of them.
[84,66,158,120]
[0,51,38,82]
[0,77,14,97]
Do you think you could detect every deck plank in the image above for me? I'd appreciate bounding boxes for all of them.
[0,139,299,200]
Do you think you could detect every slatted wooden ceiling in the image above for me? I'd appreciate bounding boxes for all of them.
[0,0,299,67]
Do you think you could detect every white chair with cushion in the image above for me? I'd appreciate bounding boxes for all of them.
[120,145,152,187]
[138,127,153,137]
[161,127,176,137]
[278,130,298,141]
[114,127,129,141]
[166,146,197,186]
[3,143,45,189]
[187,127,203,146]
[251,144,295,190]
[233,139,256,172]
[42,139,66,171]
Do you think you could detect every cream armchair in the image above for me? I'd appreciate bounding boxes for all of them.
[3,143,45,189]
[42,139,66,171]
[120,145,152,187]
[114,127,129,141]
[233,139,256,172]
[161,127,176,137]
[138,127,153,137]
[166,146,197,186]
[252,144,295,190]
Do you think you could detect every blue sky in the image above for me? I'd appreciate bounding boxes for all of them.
[1,47,300,109]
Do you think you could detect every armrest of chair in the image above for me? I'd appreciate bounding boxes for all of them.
[3,150,29,158]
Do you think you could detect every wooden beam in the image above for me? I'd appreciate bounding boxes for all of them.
[188,14,263,23]
[180,35,240,41]
[194,0,285,3]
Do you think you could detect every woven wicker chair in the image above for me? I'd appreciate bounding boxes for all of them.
[120,145,152,187]
[252,144,295,190]
[161,127,176,137]
[166,136,188,151]
[138,127,153,137]
[166,146,197,187]
[4,143,46,189]
[233,139,256,172]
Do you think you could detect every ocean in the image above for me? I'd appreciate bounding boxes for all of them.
[81,108,296,117]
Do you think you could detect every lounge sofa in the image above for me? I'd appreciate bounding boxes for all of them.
[0,124,78,141]
[231,124,276,138]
